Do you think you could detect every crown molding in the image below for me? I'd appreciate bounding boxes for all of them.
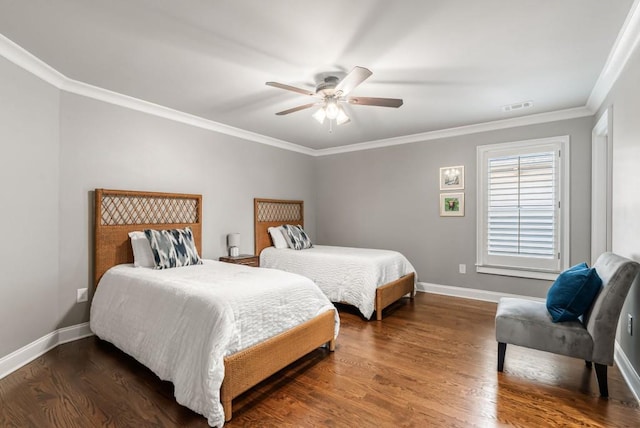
[60,79,315,156]
[0,33,66,88]
[313,107,592,156]
[587,0,640,112]
[0,33,314,156]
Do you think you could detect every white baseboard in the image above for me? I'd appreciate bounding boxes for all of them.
[416,281,546,303]
[0,323,93,380]
[614,341,640,403]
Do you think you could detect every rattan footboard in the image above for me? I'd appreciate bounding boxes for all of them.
[221,309,336,421]
[375,272,416,321]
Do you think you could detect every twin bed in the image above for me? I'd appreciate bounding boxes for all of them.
[91,189,337,427]
[254,198,416,321]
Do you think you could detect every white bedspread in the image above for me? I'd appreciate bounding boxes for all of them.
[260,245,416,319]
[90,260,338,427]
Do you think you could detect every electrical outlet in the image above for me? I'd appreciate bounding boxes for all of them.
[628,314,633,336]
[459,264,466,274]
[77,288,88,303]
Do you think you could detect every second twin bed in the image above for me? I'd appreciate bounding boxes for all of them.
[254,198,417,321]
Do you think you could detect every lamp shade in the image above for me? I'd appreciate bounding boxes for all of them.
[336,107,350,125]
[227,233,240,248]
[313,107,326,124]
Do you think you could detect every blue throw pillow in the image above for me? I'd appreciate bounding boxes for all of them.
[546,263,602,323]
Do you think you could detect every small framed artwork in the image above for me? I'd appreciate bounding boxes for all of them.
[439,165,465,190]
[440,193,465,217]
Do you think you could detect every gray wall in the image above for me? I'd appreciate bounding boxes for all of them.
[0,57,60,357]
[597,39,640,376]
[315,117,593,298]
[0,60,316,359]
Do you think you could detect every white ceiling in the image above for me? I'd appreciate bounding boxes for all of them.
[0,0,635,150]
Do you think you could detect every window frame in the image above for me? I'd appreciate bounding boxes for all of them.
[476,136,570,280]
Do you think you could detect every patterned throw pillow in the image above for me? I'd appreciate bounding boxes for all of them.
[144,227,202,269]
[282,224,313,250]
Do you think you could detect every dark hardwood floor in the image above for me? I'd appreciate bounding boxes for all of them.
[1,293,639,427]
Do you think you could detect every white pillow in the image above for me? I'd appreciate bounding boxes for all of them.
[128,231,156,268]
[268,226,289,249]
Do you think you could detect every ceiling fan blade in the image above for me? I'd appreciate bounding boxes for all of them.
[275,103,318,115]
[347,96,403,108]
[334,66,372,97]
[266,81,316,97]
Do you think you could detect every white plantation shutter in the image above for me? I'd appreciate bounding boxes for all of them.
[477,137,569,278]
[488,152,556,257]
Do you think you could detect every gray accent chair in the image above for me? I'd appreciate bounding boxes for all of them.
[495,252,640,397]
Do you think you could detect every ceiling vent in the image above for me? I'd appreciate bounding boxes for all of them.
[502,100,533,112]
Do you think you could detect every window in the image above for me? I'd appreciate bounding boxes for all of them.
[476,136,569,280]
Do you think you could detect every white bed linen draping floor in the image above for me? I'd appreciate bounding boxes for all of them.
[90,260,338,427]
[260,245,416,319]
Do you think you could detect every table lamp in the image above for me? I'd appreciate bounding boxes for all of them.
[227,233,240,257]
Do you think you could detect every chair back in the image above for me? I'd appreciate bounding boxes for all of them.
[584,252,640,365]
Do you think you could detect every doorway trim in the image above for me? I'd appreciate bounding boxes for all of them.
[591,108,612,264]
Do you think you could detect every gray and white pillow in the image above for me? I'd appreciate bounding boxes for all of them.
[282,224,313,250]
[144,227,202,269]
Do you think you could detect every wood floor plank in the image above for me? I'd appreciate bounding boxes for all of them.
[1,293,638,427]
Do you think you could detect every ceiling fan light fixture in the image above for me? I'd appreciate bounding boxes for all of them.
[325,99,339,120]
[312,107,326,124]
[336,107,350,125]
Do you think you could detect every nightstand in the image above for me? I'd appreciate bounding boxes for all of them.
[218,254,260,267]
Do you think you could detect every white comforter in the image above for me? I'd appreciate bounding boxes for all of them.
[90,260,338,427]
[260,245,416,319]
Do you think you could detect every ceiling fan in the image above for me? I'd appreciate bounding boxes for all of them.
[266,66,403,128]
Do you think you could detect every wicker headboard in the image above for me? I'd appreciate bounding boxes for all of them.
[254,198,304,255]
[94,189,202,286]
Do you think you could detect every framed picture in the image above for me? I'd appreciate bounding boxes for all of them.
[439,165,465,190]
[440,193,465,217]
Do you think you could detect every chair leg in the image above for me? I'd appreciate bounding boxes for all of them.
[594,363,608,398]
[585,360,592,368]
[498,342,506,372]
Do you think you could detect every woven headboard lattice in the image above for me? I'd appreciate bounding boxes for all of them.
[100,194,199,226]
[256,201,302,223]
[254,198,304,255]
